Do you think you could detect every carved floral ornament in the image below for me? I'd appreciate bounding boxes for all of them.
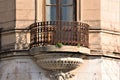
[16,30,29,50]
[48,71,75,80]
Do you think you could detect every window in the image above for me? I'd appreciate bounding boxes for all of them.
[45,0,76,21]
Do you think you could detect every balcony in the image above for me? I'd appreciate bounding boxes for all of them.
[30,21,89,80]
[30,21,89,48]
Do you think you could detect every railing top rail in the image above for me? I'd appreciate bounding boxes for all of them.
[30,21,89,28]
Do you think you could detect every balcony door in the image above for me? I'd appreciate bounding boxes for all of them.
[46,0,76,21]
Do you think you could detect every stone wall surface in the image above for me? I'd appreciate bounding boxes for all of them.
[0,54,120,80]
[73,57,102,80]
[1,32,15,51]
[101,0,120,32]
[85,0,120,53]
[101,57,120,80]
[16,0,35,28]
[0,0,15,29]
[72,57,120,80]
[82,0,101,28]
[0,56,49,80]
[89,32,102,50]
[0,56,118,80]
[101,32,120,52]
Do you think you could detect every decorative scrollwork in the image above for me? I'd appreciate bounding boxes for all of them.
[47,71,74,80]
[16,30,29,50]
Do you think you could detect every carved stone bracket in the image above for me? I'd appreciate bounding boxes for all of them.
[30,45,89,80]
[47,71,75,80]
[34,52,83,80]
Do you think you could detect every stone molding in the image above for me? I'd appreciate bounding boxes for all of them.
[0,50,29,58]
[30,45,90,55]
[89,28,120,35]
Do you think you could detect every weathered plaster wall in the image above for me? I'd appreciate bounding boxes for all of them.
[0,0,16,50]
[1,32,15,51]
[37,0,44,21]
[83,0,120,53]
[16,0,35,28]
[89,32,102,50]
[101,57,120,80]
[100,0,120,53]
[101,0,120,32]
[0,0,15,29]
[81,0,101,28]
[0,54,120,80]
[101,32,120,52]
[82,0,120,31]
[0,56,49,80]
[73,56,120,80]
[73,57,102,80]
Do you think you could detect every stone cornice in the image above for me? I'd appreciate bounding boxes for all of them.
[90,49,120,59]
[0,48,120,60]
[1,28,29,32]
[89,28,120,35]
[30,45,90,55]
[0,50,29,59]
[0,28,29,35]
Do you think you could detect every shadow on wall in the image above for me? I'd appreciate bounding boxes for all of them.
[1,29,29,51]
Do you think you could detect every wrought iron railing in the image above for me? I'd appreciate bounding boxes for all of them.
[30,21,89,48]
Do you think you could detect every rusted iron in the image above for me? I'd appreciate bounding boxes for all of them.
[30,21,89,48]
